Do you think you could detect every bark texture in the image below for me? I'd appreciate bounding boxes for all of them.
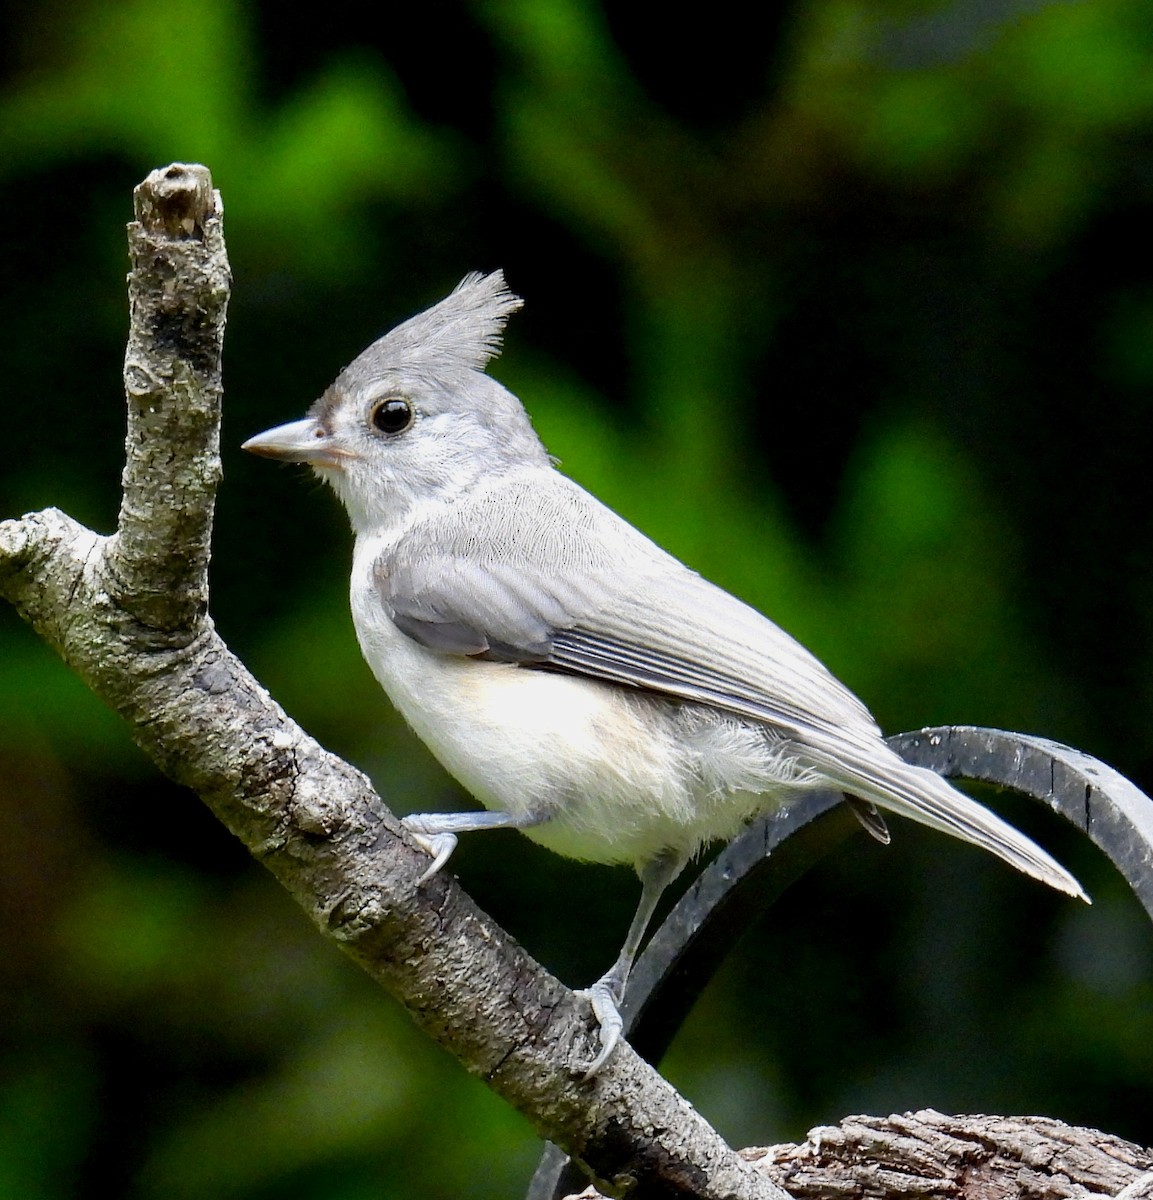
[570,1111,1153,1200]
[0,165,788,1200]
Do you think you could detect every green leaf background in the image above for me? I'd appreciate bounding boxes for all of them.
[2,1,1152,1196]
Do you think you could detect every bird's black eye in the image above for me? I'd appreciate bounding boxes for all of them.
[370,397,414,435]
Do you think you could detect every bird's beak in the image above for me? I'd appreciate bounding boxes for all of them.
[241,418,353,469]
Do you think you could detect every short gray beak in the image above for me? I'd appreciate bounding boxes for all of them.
[242,418,349,467]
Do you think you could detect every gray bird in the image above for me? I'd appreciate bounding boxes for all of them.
[243,271,1086,1076]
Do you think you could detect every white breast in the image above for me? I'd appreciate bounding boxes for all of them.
[348,536,794,865]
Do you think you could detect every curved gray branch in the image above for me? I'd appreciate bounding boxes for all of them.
[892,725,1153,919]
[618,725,1153,1067]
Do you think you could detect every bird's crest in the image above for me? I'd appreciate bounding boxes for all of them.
[365,271,524,376]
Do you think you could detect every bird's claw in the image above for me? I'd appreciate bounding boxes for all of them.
[401,820,458,884]
[576,979,625,1079]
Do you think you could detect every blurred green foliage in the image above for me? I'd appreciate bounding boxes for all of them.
[3,0,1153,1196]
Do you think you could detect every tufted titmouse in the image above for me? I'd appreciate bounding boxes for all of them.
[244,272,1086,1075]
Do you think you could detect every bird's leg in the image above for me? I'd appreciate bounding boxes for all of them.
[578,850,688,1078]
[402,809,546,884]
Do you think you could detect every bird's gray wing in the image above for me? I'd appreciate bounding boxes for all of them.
[378,473,878,745]
[380,473,1086,901]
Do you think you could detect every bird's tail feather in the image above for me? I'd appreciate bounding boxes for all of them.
[804,742,1088,902]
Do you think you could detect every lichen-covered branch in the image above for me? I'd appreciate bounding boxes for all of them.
[0,164,785,1200]
[114,162,227,631]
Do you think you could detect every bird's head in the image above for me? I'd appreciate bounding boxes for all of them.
[243,271,549,534]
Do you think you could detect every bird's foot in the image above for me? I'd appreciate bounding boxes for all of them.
[575,976,625,1080]
[400,809,549,885]
[400,818,458,884]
